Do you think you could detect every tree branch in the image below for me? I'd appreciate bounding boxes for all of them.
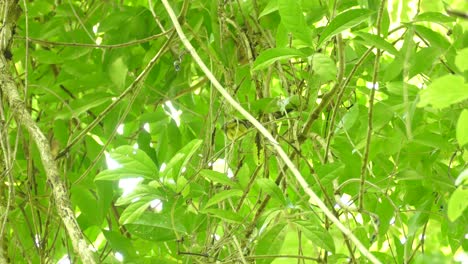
[0,0,96,262]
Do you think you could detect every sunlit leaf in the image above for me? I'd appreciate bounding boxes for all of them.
[448,187,468,222]
[418,75,468,109]
[95,146,158,181]
[253,48,307,71]
[204,189,243,209]
[318,9,374,47]
[354,32,399,55]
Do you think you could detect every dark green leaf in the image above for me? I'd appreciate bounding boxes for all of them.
[278,0,313,45]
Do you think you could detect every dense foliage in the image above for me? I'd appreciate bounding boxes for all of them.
[0,0,467,263]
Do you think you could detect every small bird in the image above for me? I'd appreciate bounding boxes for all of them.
[222,119,251,140]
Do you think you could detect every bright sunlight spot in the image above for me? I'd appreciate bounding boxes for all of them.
[34,234,40,247]
[117,124,124,135]
[159,162,167,172]
[150,199,163,212]
[57,255,71,264]
[143,123,150,133]
[90,133,104,146]
[92,23,99,34]
[366,81,379,90]
[164,101,182,126]
[118,177,143,196]
[114,252,124,262]
[211,158,234,178]
[105,152,122,170]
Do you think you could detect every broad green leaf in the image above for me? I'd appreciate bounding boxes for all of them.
[108,56,128,90]
[414,25,451,50]
[201,208,243,223]
[256,178,287,206]
[447,187,468,222]
[127,212,186,242]
[414,12,456,24]
[335,105,359,133]
[178,139,203,173]
[95,146,157,181]
[455,47,468,72]
[102,230,137,259]
[455,169,468,186]
[310,53,337,82]
[258,0,278,18]
[119,198,153,225]
[204,189,243,209]
[252,48,306,71]
[418,75,468,109]
[160,139,202,179]
[457,110,468,146]
[199,169,236,187]
[115,185,165,206]
[294,220,336,253]
[255,223,287,264]
[354,32,399,55]
[318,9,375,47]
[71,187,102,226]
[55,94,111,120]
[278,0,312,45]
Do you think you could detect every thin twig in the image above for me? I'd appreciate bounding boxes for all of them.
[359,0,387,211]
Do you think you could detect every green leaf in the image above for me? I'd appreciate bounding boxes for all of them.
[108,56,128,90]
[95,146,157,181]
[199,169,236,187]
[256,178,287,206]
[318,9,374,47]
[55,94,111,120]
[457,110,468,146]
[102,230,137,259]
[115,185,165,206]
[354,32,399,55]
[119,198,153,225]
[310,53,337,82]
[455,169,468,186]
[253,48,307,71]
[413,25,451,50]
[448,187,468,222]
[160,139,202,179]
[418,75,468,109]
[414,12,456,24]
[201,208,243,223]
[204,189,243,209]
[278,0,312,45]
[255,223,287,264]
[258,0,278,18]
[294,220,336,253]
[455,47,468,72]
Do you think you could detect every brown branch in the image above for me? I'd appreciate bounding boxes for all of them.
[359,0,387,210]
